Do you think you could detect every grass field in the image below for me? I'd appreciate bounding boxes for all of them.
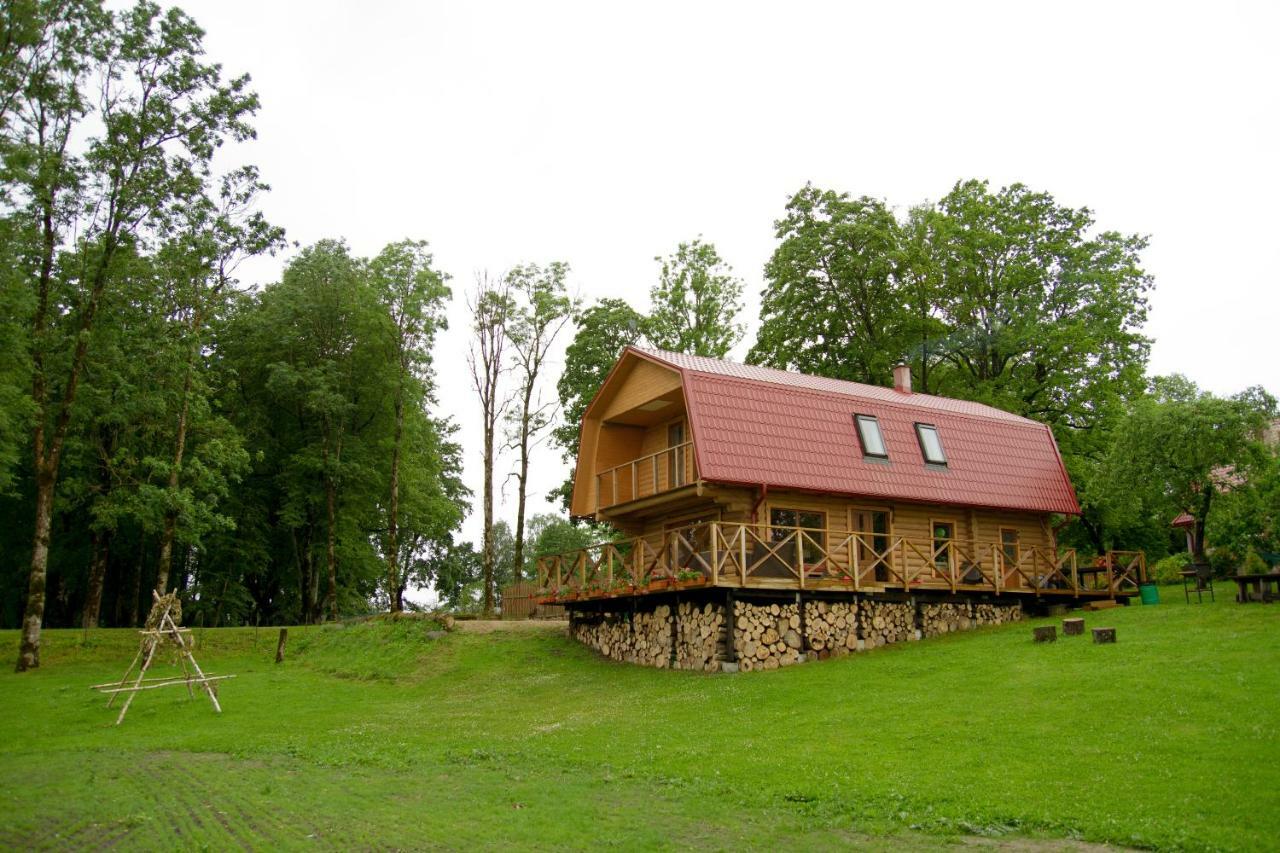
[1,592,1276,851]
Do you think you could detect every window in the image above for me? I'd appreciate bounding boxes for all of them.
[915,423,947,465]
[667,421,686,488]
[932,521,954,574]
[1000,528,1020,570]
[770,507,827,565]
[852,507,892,581]
[854,414,888,459]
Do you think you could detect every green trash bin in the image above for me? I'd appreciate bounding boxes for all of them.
[1139,582,1160,605]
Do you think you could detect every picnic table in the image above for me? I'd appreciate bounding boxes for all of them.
[1231,573,1280,603]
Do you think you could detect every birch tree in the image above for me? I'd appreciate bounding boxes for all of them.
[505,262,573,581]
[467,273,513,615]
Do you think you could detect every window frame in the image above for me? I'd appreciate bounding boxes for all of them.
[854,414,889,460]
[767,505,828,566]
[914,422,947,466]
[930,519,956,575]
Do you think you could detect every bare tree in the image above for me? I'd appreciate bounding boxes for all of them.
[505,263,575,582]
[467,273,514,615]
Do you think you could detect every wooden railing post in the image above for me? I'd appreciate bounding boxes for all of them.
[710,522,719,585]
[607,547,614,588]
[851,536,860,591]
[1106,551,1115,599]
[1070,550,1078,595]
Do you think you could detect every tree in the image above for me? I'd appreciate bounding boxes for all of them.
[368,240,450,611]
[505,262,574,582]
[466,273,514,616]
[749,187,908,384]
[647,238,744,357]
[550,298,645,511]
[524,512,616,578]
[7,1,261,670]
[1099,378,1276,563]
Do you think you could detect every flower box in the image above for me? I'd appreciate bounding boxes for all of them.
[676,577,707,590]
[647,578,673,591]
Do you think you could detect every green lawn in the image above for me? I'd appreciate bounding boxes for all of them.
[1,593,1276,851]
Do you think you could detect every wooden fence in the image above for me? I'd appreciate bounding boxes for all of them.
[500,581,564,619]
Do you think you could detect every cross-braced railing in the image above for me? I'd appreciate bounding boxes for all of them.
[534,521,1143,602]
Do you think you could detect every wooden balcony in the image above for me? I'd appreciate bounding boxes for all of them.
[594,440,696,511]
[535,521,1147,603]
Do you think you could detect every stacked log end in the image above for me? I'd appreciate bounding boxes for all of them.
[570,596,1025,671]
[569,605,674,668]
[675,601,727,672]
[733,601,804,672]
[803,599,859,659]
[860,599,915,647]
[973,602,1022,626]
[920,602,972,638]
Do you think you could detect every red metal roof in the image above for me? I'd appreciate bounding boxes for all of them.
[630,347,1081,515]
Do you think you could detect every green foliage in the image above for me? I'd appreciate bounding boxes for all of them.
[647,237,744,358]
[1097,377,1276,561]
[1150,552,1190,583]
[751,186,910,384]
[2,599,1279,849]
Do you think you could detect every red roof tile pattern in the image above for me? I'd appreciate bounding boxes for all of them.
[631,347,1081,515]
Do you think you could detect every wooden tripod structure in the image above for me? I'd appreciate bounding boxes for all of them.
[92,591,234,725]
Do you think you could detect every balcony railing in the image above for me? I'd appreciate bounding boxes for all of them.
[535,521,1147,602]
[594,440,695,510]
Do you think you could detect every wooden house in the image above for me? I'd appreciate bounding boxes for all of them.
[537,347,1145,671]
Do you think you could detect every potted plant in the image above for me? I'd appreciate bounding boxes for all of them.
[647,573,673,591]
[676,569,707,589]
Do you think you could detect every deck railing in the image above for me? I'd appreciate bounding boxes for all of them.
[594,440,695,510]
[535,521,1146,601]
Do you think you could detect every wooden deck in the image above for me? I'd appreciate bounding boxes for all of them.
[535,521,1146,604]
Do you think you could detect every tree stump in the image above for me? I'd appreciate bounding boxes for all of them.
[1092,627,1116,644]
[1062,618,1084,636]
[275,627,288,663]
[1033,626,1057,643]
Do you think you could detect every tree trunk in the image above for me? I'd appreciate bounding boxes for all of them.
[1192,485,1213,564]
[482,413,495,616]
[16,466,55,671]
[512,382,534,585]
[325,474,338,622]
[154,360,195,595]
[82,528,111,629]
[126,535,145,627]
[385,397,403,611]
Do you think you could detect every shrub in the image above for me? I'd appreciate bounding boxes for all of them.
[1242,550,1269,575]
[1151,552,1191,583]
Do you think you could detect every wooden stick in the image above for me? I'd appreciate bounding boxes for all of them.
[95,675,235,694]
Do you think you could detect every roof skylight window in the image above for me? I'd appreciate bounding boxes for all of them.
[915,423,947,466]
[854,415,887,459]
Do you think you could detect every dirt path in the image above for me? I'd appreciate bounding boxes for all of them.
[451,619,568,634]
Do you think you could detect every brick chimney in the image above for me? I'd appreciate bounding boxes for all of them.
[893,362,912,394]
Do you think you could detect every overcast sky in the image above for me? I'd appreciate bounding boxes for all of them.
[175,0,1279,583]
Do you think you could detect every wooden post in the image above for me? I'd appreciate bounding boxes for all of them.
[275,627,288,663]
[796,531,805,589]
[612,470,618,507]
[606,548,613,587]
[1070,550,1079,595]
[1032,625,1056,643]
[631,461,638,502]
[1106,552,1115,600]
[739,526,748,587]
[851,537,860,591]
[710,522,719,585]
[1062,618,1084,636]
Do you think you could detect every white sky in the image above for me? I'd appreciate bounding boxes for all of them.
[174,0,1279,570]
